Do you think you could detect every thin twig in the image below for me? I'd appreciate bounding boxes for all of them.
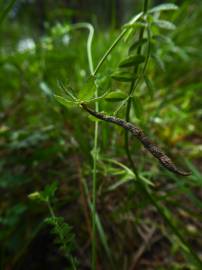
[81,103,191,176]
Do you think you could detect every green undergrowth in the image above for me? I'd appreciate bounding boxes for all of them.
[0,1,202,269]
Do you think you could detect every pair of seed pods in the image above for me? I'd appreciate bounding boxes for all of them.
[81,103,190,176]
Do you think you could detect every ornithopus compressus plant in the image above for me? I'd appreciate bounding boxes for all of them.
[52,1,202,269]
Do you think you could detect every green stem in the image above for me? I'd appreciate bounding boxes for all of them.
[93,11,143,76]
[125,25,145,165]
[60,23,96,269]
[93,29,127,76]
[92,115,98,270]
[75,12,146,269]
[73,22,98,269]
[123,0,202,267]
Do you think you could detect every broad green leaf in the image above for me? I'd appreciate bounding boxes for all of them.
[129,38,147,52]
[105,90,127,102]
[119,55,145,68]
[111,71,137,82]
[149,3,178,13]
[54,95,75,108]
[154,20,176,30]
[144,75,155,98]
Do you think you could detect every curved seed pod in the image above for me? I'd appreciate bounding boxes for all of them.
[81,103,191,176]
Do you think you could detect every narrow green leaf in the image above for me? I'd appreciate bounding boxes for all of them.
[154,20,176,30]
[127,11,143,26]
[144,75,155,98]
[151,53,165,71]
[58,81,77,101]
[119,55,145,68]
[0,0,17,24]
[132,96,143,119]
[123,22,147,30]
[54,95,75,108]
[149,3,178,13]
[129,38,147,52]
[105,90,127,102]
[111,71,137,82]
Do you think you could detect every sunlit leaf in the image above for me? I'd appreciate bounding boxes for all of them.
[149,3,178,13]
[40,82,52,97]
[154,20,176,30]
[126,11,143,26]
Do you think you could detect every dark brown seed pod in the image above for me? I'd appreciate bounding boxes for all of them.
[81,103,191,176]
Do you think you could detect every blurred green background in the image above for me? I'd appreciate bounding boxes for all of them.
[0,0,202,269]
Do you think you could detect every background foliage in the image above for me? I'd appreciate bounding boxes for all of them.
[0,0,202,269]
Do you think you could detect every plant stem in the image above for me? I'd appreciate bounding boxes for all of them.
[93,29,127,76]
[125,0,149,165]
[77,11,147,269]
[92,113,98,270]
[93,11,143,76]
[123,0,202,267]
[76,23,98,270]
[68,23,97,269]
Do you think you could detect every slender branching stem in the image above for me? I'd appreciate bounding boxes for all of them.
[69,22,98,269]
[93,11,143,76]
[125,0,149,171]
[121,1,202,267]
[77,23,97,270]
